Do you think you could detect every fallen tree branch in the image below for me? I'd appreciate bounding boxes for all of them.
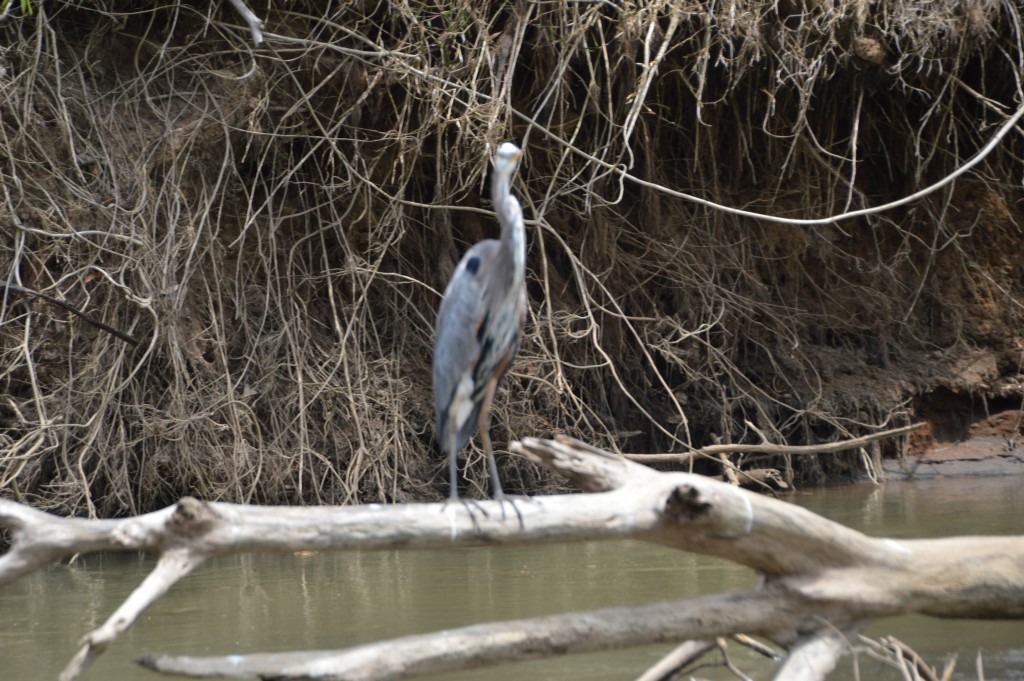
[61,548,207,681]
[2,436,1022,681]
[138,591,798,680]
[733,632,784,660]
[625,422,924,465]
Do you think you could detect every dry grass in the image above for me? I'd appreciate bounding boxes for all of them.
[0,0,1022,515]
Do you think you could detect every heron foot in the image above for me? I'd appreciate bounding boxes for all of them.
[494,493,535,529]
[441,495,487,532]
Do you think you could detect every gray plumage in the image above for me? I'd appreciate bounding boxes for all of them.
[433,142,526,503]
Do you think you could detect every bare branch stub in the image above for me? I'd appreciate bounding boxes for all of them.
[859,635,950,681]
[774,629,854,681]
[513,436,642,492]
[167,497,217,541]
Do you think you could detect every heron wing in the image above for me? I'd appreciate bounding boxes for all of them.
[433,240,501,453]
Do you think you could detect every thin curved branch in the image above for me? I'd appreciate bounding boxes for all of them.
[209,30,1024,229]
[625,422,924,465]
[595,96,1024,226]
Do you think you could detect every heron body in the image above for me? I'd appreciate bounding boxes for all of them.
[433,142,526,503]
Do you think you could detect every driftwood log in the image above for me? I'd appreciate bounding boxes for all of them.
[1,435,1022,681]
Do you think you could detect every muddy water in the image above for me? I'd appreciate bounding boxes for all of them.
[2,476,1023,681]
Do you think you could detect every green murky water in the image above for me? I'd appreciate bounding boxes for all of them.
[2,475,1023,680]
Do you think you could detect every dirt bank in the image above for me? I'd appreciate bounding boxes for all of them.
[0,2,1022,515]
[887,408,1024,479]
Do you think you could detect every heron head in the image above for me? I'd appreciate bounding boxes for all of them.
[493,142,522,176]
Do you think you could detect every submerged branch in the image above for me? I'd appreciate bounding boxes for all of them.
[139,591,793,680]
[633,639,718,681]
[774,630,853,681]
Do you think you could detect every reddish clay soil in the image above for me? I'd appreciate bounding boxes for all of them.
[886,409,1024,479]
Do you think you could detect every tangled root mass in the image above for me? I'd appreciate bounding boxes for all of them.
[1,1,1022,515]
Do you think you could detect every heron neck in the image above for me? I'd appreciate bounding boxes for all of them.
[493,171,525,276]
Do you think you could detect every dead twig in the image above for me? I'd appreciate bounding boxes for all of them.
[859,635,956,681]
[1,281,139,346]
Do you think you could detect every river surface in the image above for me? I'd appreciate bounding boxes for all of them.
[2,475,1023,681]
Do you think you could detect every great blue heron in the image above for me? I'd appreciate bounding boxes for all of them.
[433,141,525,510]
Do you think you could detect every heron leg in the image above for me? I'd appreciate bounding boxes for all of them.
[441,448,485,532]
[477,421,502,498]
[447,435,459,502]
[477,374,525,528]
[441,391,485,531]
[476,374,502,499]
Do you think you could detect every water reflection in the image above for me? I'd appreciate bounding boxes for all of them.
[1,475,1022,680]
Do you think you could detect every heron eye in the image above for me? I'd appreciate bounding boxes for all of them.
[465,256,481,275]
